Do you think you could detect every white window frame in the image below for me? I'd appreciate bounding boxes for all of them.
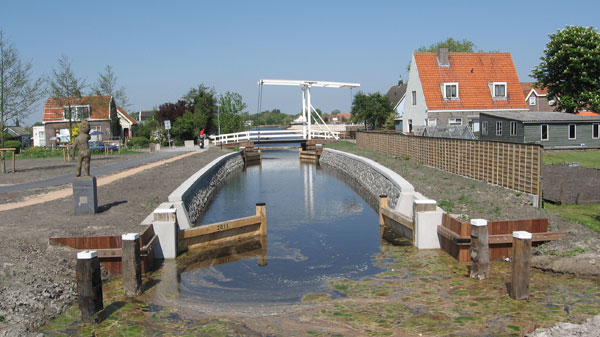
[448,118,462,126]
[482,121,488,135]
[63,105,90,121]
[442,82,459,100]
[490,82,507,99]
[510,121,517,136]
[529,96,536,105]
[496,121,502,136]
[568,124,576,140]
[427,118,437,127]
[593,123,599,139]
[412,91,417,105]
[90,126,102,141]
[541,124,549,141]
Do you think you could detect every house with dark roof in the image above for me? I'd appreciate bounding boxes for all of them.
[520,82,559,112]
[480,111,600,149]
[42,95,136,146]
[402,48,528,134]
[385,79,407,131]
[3,126,32,149]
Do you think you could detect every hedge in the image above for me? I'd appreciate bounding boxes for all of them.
[127,137,150,148]
[2,140,22,153]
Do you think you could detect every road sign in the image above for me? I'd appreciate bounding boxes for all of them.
[164,120,171,130]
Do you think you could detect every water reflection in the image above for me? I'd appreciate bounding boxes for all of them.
[169,149,385,305]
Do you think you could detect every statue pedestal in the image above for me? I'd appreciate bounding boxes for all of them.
[73,176,98,215]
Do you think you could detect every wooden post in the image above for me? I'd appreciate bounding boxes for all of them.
[469,219,490,280]
[122,233,142,297]
[256,203,267,236]
[379,195,388,237]
[258,235,268,267]
[76,250,105,322]
[11,150,15,173]
[510,231,532,300]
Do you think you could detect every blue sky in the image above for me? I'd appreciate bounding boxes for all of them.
[1,0,599,126]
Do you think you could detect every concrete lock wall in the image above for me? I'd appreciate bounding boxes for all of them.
[320,148,443,249]
[142,151,244,259]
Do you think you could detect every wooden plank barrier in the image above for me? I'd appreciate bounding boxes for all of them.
[379,195,414,240]
[178,203,267,252]
[49,224,158,275]
[240,141,262,165]
[437,214,566,262]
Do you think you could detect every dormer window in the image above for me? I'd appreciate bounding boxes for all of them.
[442,83,459,100]
[490,82,507,99]
[63,105,90,121]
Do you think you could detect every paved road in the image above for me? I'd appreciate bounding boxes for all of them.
[0,148,200,193]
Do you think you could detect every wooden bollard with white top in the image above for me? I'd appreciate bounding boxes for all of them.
[122,233,142,297]
[470,219,490,280]
[76,250,105,322]
[510,231,532,300]
[379,195,388,236]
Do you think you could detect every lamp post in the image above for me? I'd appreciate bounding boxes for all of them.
[216,103,221,135]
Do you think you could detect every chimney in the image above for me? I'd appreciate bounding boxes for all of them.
[437,47,449,66]
[397,76,403,86]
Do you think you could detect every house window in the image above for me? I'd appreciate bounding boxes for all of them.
[63,105,90,121]
[510,121,517,136]
[568,124,576,140]
[408,119,413,133]
[448,118,462,126]
[412,91,417,105]
[482,121,488,135]
[529,96,536,105]
[90,126,102,141]
[442,83,459,100]
[496,121,502,136]
[491,82,507,99]
[593,123,599,139]
[541,124,549,141]
[427,118,437,127]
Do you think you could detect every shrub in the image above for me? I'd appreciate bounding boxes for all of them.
[127,137,150,148]
[2,140,22,153]
[19,147,63,158]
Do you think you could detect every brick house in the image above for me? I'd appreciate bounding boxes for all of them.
[42,95,136,146]
[521,82,559,112]
[402,48,528,133]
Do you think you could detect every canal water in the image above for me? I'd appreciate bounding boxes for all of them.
[174,149,384,306]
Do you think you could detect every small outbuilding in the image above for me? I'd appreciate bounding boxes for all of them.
[480,111,600,149]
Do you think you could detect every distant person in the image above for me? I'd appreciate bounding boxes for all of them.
[198,129,205,149]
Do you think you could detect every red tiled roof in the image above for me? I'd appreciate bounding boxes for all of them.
[521,82,548,97]
[43,95,112,122]
[117,107,138,125]
[414,52,527,111]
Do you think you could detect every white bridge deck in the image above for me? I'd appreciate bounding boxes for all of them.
[209,129,339,145]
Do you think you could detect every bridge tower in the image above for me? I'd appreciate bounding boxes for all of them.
[258,79,360,140]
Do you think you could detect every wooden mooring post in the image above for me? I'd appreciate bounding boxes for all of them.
[122,233,142,297]
[76,250,105,322]
[379,195,388,237]
[510,231,532,300]
[470,219,490,280]
[256,203,267,236]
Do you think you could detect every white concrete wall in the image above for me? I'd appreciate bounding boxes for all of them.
[402,55,429,133]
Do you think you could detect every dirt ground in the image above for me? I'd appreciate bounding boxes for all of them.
[0,144,598,336]
[542,165,600,204]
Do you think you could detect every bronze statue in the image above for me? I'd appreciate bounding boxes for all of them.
[74,120,91,177]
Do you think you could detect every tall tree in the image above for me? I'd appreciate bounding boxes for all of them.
[0,30,44,151]
[91,65,129,108]
[416,37,476,53]
[183,85,218,133]
[47,55,86,142]
[531,25,600,113]
[350,92,394,129]
[217,92,246,134]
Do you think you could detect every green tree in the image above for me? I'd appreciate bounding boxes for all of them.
[531,25,600,113]
[184,85,218,133]
[217,92,246,134]
[350,92,394,129]
[416,37,476,52]
[47,55,86,142]
[91,65,129,108]
[0,30,43,169]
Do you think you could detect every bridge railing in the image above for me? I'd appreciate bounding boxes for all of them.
[209,129,339,145]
